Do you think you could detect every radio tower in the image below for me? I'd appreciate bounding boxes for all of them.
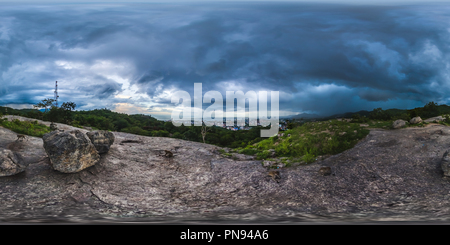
[54,81,59,108]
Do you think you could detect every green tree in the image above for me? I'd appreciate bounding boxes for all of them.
[33,98,55,113]
[422,101,440,118]
[164,121,176,132]
[183,129,200,141]
[153,130,170,137]
[172,132,183,139]
[46,106,60,123]
[45,101,76,124]
[114,118,130,131]
[287,122,297,129]
[178,124,187,134]
[60,101,76,124]
[219,134,233,147]
[351,113,361,121]
[409,108,420,118]
[369,108,390,121]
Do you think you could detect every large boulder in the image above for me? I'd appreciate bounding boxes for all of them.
[43,130,100,173]
[410,117,423,124]
[0,149,28,176]
[392,119,406,129]
[86,131,115,154]
[442,150,450,177]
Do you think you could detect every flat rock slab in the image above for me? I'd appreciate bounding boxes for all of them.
[2,120,450,223]
[424,116,444,123]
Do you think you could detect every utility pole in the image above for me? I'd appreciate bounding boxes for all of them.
[54,81,59,108]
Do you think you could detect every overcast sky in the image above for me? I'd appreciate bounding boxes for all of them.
[1,1,450,119]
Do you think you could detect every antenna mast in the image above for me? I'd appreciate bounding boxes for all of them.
[54,81,59,107]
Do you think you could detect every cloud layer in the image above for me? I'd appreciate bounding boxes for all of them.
[1,2,450,119]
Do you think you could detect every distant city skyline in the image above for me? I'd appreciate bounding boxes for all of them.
[1,1,450,120]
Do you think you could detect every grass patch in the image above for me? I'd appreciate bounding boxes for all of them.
[0,118,51,137]
[256,150,271,160]
[238,148,259,155]
[366,120,394,129]
[233,119,370,164]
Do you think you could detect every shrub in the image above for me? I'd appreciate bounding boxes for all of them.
[256,150,271,160]
[152,130,169,137]
[239,148,258,155]
[275,141,292,156]
[256,139,273,150]
[369,108,391,120]
[171,132,183,139]
[123,126,149,136]
[422,101,440,118]
[302,148,317,163]
[351,114,369,123]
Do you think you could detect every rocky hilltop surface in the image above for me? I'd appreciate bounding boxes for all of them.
[1,116,450,223]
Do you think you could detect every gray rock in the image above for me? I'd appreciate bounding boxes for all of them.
[43,130,100,173]
[424,116,444,123]
[0,149,27,176]
[86,131,115,154]
[231,153,255,161]
[222,148,231,153]
[50,122,58,131]
[318,166,332,176]
[410,117,423,124]
[442,150,450,177]
[268,149,276,157]
[263,160,273,167]
[392,119,406,129]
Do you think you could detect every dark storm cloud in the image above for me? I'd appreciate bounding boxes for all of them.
[1,2,450,118]
[82,80,123,99]
[130,3,450,102]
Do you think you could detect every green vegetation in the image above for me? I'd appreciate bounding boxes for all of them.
[233,119,370,164]
[1,100,450,166]
[345,101,450,123]
[0,116,51,137]
[227,101,450,164]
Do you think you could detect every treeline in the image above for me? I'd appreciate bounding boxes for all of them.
[0,106,266,148]
[350,102,449,123]
[71,109,266,147]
